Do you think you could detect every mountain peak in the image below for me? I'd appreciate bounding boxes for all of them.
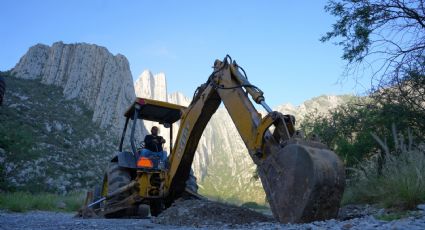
[134,70,167,101]
[11,41,137,133]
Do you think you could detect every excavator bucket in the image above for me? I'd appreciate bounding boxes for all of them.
[258,139,345,223]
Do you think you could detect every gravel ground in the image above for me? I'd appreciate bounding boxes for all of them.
[0,211,182,230]
[1,204,424,230]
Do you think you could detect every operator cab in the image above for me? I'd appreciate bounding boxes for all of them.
[118,98,186,171]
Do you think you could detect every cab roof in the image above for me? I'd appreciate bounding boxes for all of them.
[124,98,187,124]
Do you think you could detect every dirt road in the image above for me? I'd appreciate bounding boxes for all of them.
[1,210,425,230]
[0,211,175,230]
[2,200,425,229]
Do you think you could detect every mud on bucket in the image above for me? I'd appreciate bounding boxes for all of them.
[258,139,345,223]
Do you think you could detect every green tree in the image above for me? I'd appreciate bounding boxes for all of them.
[322,0,424,103]
[321,0,424,76]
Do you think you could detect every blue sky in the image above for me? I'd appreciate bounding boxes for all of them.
[0,0,370,107]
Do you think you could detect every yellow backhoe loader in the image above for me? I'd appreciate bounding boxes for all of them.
[80,56,345,223]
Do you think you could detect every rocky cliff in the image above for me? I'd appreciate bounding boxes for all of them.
[12,42,143,136]
[134,70,167,102]
[275,95,355,126]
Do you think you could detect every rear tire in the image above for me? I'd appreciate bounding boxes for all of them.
[107,162,131,199]
[104,162,136,218]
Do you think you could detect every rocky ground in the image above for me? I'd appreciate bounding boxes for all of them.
[1,200,425,230]
[153,199,274,226]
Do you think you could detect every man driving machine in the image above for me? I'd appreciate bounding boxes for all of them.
[144,126,165,152]
[140,126,167,168]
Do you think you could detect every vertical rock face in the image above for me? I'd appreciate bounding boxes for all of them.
[12,44,50,80]
[134,70,154,99]
[134,70,167,101]
[12,42,143,136]
[152,73,167,101]
[168,92,191,106]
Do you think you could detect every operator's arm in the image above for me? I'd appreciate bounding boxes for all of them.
[159,136,166,143]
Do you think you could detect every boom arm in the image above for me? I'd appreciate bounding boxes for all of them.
[165,57,294,203]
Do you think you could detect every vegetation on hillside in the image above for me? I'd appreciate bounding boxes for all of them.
[0,71,117,194]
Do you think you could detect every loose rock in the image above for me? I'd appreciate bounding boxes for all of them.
[153,199,274,227]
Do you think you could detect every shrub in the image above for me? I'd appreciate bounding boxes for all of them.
[343,130,425,210]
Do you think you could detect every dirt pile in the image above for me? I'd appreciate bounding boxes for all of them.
[153,199,274,227]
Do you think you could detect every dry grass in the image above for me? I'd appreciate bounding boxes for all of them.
[343,127,425,209]
[0,191,85,212]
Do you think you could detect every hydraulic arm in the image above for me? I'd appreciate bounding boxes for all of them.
[165,56,345,223]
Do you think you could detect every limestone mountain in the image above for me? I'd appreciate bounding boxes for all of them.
[2,41,145,193]
[134,70,167,102]
[275,95,355,126]
[12,41,144,136]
